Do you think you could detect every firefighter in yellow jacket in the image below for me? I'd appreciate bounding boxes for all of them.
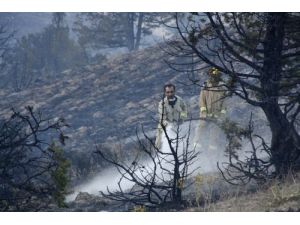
[194,67,227,151]
[200,67,226,119]
[155,83,187,150]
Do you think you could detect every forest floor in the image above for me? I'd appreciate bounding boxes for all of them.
[183,172,300,212]
[58,171,300,212]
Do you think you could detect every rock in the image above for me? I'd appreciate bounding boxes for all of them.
[71,192,113,211]
[75,192,96,203]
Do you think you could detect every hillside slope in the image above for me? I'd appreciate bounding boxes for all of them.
[0,44,202,180]
[0,45,197,148]
[0,43,268,183]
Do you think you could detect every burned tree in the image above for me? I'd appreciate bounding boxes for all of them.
[95,118,199,209]
[0,21,14,89]
[0,106,69,211]
[163,13,300,179]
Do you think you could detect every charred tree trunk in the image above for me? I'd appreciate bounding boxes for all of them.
[263,104,300,175]
[172,162,182,203]
[261,13,300,175]
[134,13,144,51]
[126,13,135,51]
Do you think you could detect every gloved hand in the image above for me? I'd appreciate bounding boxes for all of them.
[180,111,187,120]
[176,112,186,125]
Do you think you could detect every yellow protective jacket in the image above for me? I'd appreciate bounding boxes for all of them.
[155,95,187,148]
[199,81,226,117]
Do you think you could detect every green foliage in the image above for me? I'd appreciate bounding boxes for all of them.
[0,107,69,211]
[73,13,173,52]
[219,118,250,156]
[50,142,70,208]
[9,13,87,90]
[20,25,85,73]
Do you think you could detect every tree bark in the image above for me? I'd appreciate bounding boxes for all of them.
[263,104,300,175]
[126,13,135,51]
[134,13,144,51]
[262,13,300,175]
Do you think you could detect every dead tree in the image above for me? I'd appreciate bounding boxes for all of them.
[217,114,275,185]
[163,12,300,179]
[0,106,69,211]
[0,22,15,89]
[95,99,199,209]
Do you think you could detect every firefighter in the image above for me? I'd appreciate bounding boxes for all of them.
[200,67,226,119]
[193,67,227,151]
[155,83,187,150]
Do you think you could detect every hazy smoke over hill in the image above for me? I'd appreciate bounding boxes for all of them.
[67,115,270,201]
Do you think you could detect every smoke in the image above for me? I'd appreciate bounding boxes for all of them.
[159,121,228,174]
[66,95,273,202]
[66,120,234,202]
[66,166,135,202]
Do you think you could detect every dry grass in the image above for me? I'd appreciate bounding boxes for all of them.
[185,172,300,212]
